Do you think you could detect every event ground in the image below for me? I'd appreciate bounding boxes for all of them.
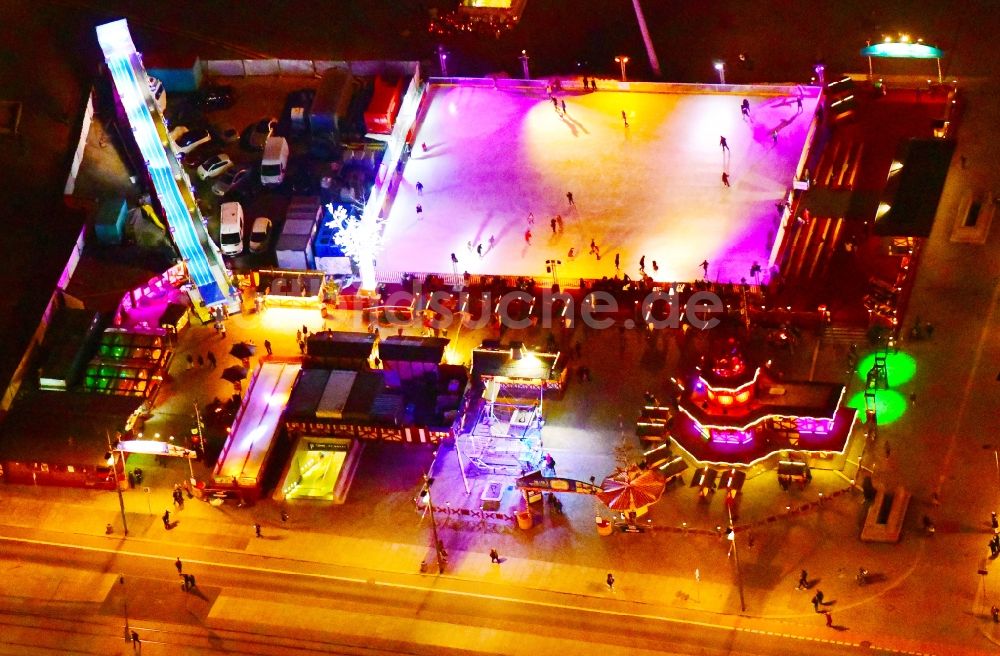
[380,81,821,285]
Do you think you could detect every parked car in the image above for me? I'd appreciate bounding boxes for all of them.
[169,126,212,156]
[212,166,252,196]
[194,85,235,111]
[212,123,240,144]
[242,117,277,151]
[248,217,273,253]
[196,153,233,180]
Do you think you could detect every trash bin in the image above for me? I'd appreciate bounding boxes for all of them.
[596,516,614,536]
[516,510,533,530]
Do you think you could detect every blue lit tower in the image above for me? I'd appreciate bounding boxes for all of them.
[96,19,233,309]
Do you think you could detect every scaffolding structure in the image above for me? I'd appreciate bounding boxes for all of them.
[457,378,543,478]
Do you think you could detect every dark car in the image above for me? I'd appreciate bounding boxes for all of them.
[194,85,235,111]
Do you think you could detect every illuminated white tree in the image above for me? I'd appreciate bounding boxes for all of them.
[326,204,381,290]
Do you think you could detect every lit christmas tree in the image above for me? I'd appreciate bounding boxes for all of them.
[326,204,381,290]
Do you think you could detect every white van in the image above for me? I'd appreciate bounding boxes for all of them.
[260,135,289,185]
[148,76,167,114]
[219,201,244,256]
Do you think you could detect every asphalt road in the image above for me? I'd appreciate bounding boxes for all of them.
[0,536,889,656]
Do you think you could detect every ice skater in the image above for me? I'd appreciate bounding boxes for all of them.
[614,253,620,271]
[700,259,709,278]
[796,96,803,112]
[477,244,484,257]
[720,136,729,152]
[566,191,575,206]
[550,217,557,234]
[589,239,598,256]
[561,99,567,113]
[555,215,563,232]
[741,98,750,118]
[639,255,645,272]
[772,129,779,144]
[591,79,597,91]
[450,253,458,264]
[722,172,730,187]
[551,96,558,110]
[416,204,423,218]
[415,181,423,196]
[524,229,532,245]
[488,235,496,249]
[652,261,659,273]
[621,110,629,127]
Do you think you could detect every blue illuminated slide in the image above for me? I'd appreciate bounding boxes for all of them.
[97,20,230,306]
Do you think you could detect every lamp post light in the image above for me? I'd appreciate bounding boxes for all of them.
[714,61,726,85]
[106,431,128,536]
[437,45,448,77]
[545,259,562,286]
[614,55,630,82]
[119,574,130,642]
[519,50,531,80]
[420,475,447,574]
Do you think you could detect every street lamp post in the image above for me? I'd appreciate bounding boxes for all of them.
[420,475,447,574]
[437,45,448,77]
[727,503,747,612]
[519,50,531,80]
[714,61,726,85]
[546,259,562,287]
[614,55,630,82]
[106,431,128,536]
[119,574,130,642]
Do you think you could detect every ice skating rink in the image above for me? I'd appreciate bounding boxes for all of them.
[380,81,820,284]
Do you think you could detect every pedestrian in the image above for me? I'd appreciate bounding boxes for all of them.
[175,557,183,575]
[566,191,574,206]
[281,510,289,522]
[700,259,709,278]
[772,129,778,144]
[477,243,484,257]
[489,235,496,249]
[722,172,730,187]
[524,229,532,245]
[589,239,597,255]
[131,630,141,653]
[992,605,1000,623]
[606,572,615,591]
[561,99,567,113]
[162,510,171,529]
[263,340,272,356]
[220,323,226,338]
[416,204,423,218]
[652,261,658,273]
[551,217,557,234]
[991,512,998,529]
[254,523,262,538]
[812,590,824,611]
[825,611,833,627]
[797,569,808,590]
[797,96,803,111]
[451,252,458,264]
[416,181,423,196]
[421,142,427,152]
[196,354,204,367]
[614,253,620,271]
[639,255,645,272]
[490,548,500,563]
[621,109,629,127]
[552,96,558,109]
[207,351,217,368]
[582,75,589,89]
[186,354,194,369]
[720,136,729,152]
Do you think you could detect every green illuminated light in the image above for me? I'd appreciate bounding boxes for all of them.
[856,351,917,386]
[847,390,907,425]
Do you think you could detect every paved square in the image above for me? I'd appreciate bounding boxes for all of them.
[381,82,820,284]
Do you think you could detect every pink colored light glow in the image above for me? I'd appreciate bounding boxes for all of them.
[710,429,754,445]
